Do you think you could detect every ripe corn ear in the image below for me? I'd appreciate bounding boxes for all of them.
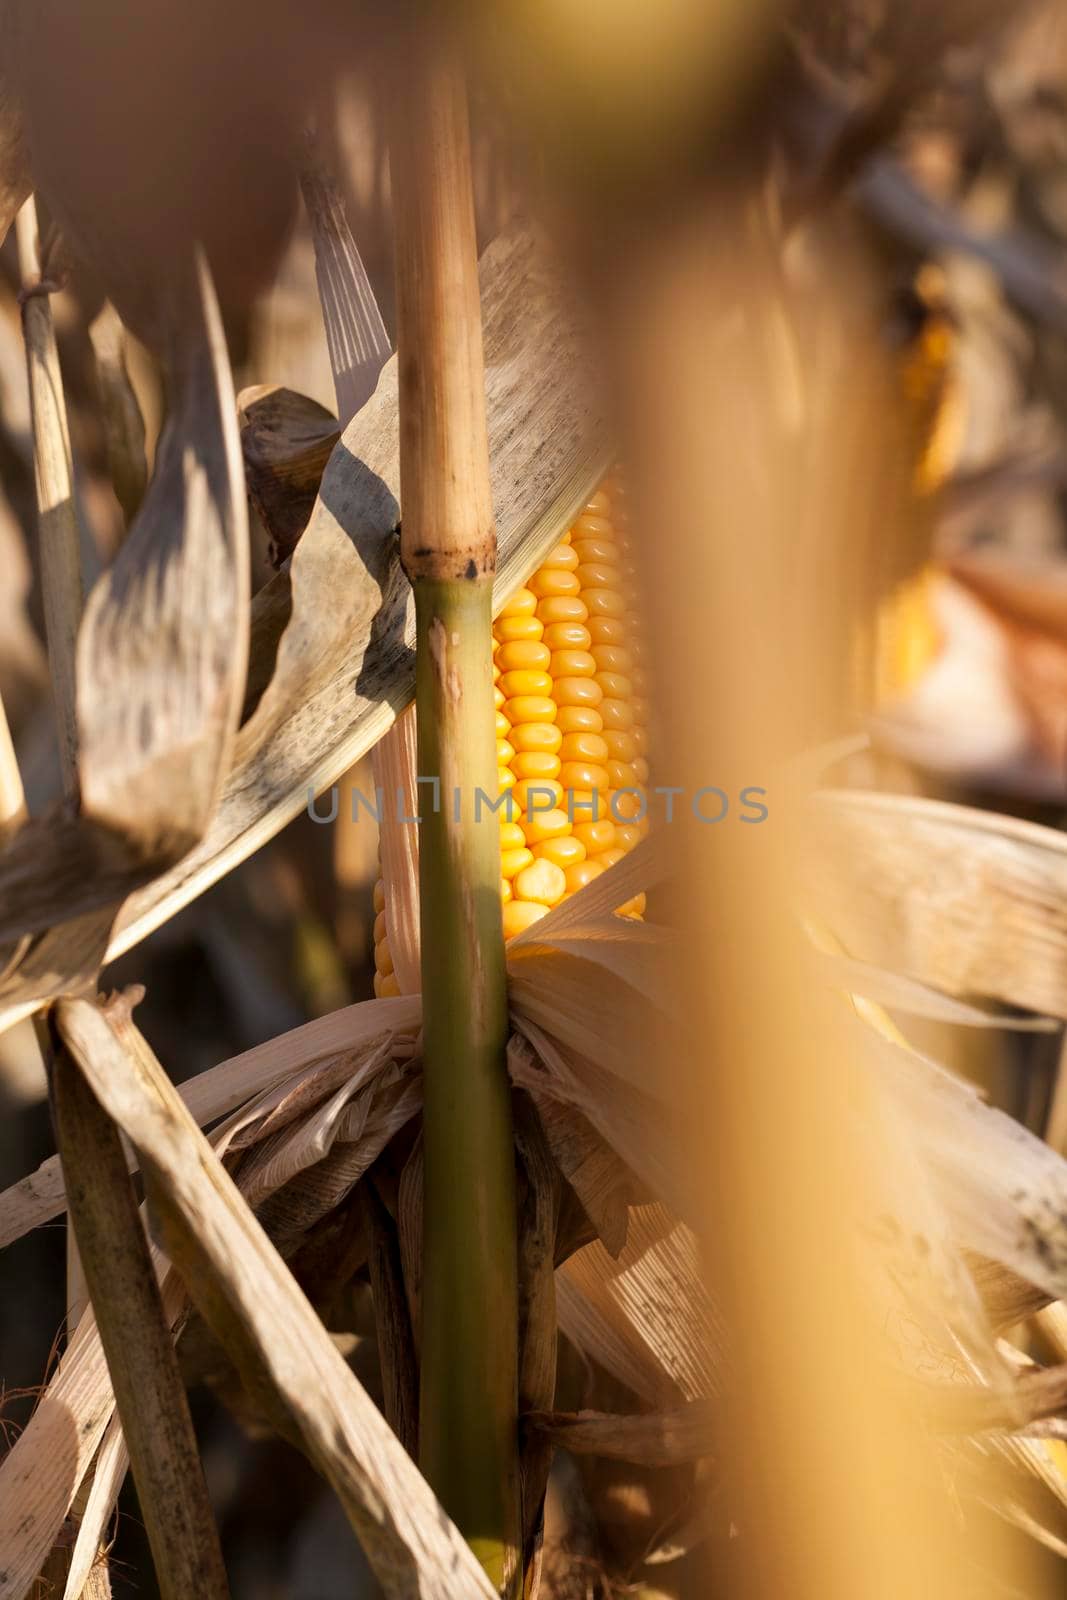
[374,476,648,996]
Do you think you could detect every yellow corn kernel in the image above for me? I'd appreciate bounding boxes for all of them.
[583,490,611,516]
[572,513,613,538]
[502,877,513,903]
[576,562,622,590]
[373,910,387,944]
[499,821,526,850]
[536,595,588,626]
[501,846,535,879]
[494,686,506,710]
[633,757,649,784]
[495,711,511,739]
[591,644,633,674]
[549,649,597,678]
[611,790,645,823]
[495,613,543,644]
[541,542,579,571]
[496,739,516,765]
[534,834,587,869]
[615,823,642,852]
[509,721,562,754]
[498,768,516,792]
[583,588,625,620]
[500,587,537,617]
[573,818,617,855]
[505,695,558,725]
[556,704,603,735]
[602,729,637,762]
[596,672,633,701]
[599,698,634,731]
[571,538,617,565]
[511,751,562,783]
[520,807,571,844]
[606,760,637,789]
[559,761,610,793]
[559,731,609,763]
[528,568,581,600]
[498,668,553,699]
[496,640,551,673]
[513,777,564,813]
[554,676,603,709]
[373,879,385,914]
[564,859,605,893]
[616,893,646,918]
[503,900,551,938]
[375,940,394,977]
[374,970,402,999]
[586,615,625,645]
[514,859,567,907]
[542,621,592,650]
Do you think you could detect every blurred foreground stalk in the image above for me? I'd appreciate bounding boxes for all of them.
[601,199,1039,1596]
[390,26,519,1593]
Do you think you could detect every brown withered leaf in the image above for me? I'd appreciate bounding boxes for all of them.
[527,1402,715,1468]
[238,384,340,567]
[0,254,249,953]
[89,302,148,529]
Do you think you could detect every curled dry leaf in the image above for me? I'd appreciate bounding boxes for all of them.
[238,384,340,567]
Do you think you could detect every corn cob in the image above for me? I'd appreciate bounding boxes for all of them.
[373,476,648,996]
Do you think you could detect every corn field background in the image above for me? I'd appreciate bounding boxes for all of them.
[6,2,1067,1598]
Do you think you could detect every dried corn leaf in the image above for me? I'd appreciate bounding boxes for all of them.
[0,1263,184,1600]
[238,384,339,567]
[527,1402,714,1467]
[0,992,421,1247]
[859,1016,1067,1304]
[817,950,1056,1031]
[231,1034,396,1208]
[250,1073,422,1257]
[0,253,248,945]
[300,147,391,426]
[807,790,1067,1018]
[88,303,148,529]
[54,995,497,1599]
[64,1416,128,1600]
[556,1204,722,1406]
